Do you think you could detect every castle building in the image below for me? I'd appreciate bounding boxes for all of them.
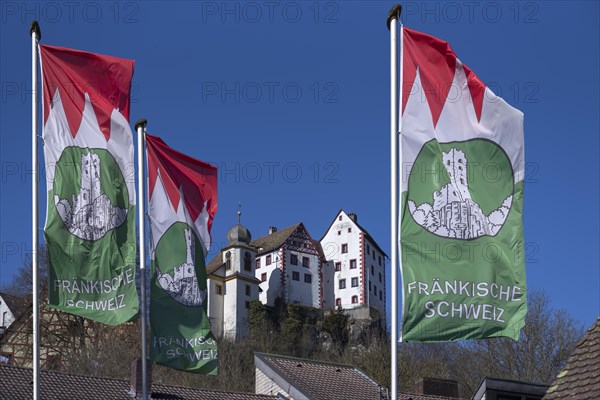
[320,210,387,319]
[252,224,323,309]
[205,210,385,340]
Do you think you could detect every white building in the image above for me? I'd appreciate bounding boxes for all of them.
[320,210,386,319]
[205,214,260,341]
[0,293,27,336]
[205,210,386,340]
[253,224,323,309]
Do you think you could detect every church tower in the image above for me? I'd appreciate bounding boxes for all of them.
[218,210,259,340]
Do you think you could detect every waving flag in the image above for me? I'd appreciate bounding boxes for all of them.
[41,45,139,325]
[146,134,218,374]
[400,28,526,341]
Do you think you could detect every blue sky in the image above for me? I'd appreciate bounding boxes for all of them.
[1,1,598,329]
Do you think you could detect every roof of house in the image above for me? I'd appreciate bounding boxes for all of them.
[471,377,549,400]
[320,210,388,258]
[206,224,302,275]
[0,364,275,400]
[205,253,226,275]
[255,352,458,400]
[543,316,600,400]
[0,292,28,320]
[255,352,382,399]
[206,223,325,274]
[251,224,302,255]
[397,393,461,400]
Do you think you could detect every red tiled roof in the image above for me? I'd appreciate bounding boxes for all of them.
[544,317,600,400]
[0,364,275,400]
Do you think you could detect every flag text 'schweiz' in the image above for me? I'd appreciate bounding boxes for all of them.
[400,28,526,342]
[41,45,139,326]
[146,134,218,374]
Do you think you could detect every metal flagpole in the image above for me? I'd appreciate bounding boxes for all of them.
[30,20,41,400]
[386,5,402,400]
[135,118,149,400]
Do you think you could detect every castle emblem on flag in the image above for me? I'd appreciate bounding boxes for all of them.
[408,147,512,240]
[54,151,128,241]
[156,228,207,307]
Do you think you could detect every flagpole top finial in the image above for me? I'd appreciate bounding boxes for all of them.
[30,21,41,40]
[135,119,147,132]
[386,4,402,30]
[237,203,242,224]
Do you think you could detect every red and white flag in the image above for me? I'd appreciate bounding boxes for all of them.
[146,134,218,373]
[400,28,526,341]
[40,45,138,325]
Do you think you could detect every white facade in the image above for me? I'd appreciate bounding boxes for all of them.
[254,224,322,309]
[256,249,283,306]
[207,239,259,341]
[0,294,17,334]
[282,248,321,307]
[320,211,386,317]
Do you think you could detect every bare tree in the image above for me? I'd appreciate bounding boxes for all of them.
[2,245,49,296]
[450,290,585,396]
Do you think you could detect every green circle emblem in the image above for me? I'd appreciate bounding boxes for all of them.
[407,139,514,240]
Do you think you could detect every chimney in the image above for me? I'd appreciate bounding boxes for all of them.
[269,226,277,234]
[415,377,459,398]
[348,213,357,223]
[130,359,152,398]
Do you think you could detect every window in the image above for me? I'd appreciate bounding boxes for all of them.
[215,284,223,295]
[337,230,341,235]
[351,295,358,304]
[373,252,376,260]
[302,257,310,268]
[245,284,251,296]
[244,252,252,272]
[339,279,346,289]
[348,227,352,233]
[290,254,298,265]
[0,352,13,366]
[351,277,359,287]
[367,244,370,255]
[379,290,383,301]
[379,255,382,266]
[371,265,374,275]
[338,215,342,221]
[292,271,300,281]
[225,251,231,270]
[261,273,267,282]
[341,244,348,253]
[350,259,357,269]
[335,262,341,271]
[266,255,272,265]
[374,285,377,294]
[245,301,250,309]
[256,258,261,269]
[379,272,382,283]
[304,274,312,284]
[335,298,341,307]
